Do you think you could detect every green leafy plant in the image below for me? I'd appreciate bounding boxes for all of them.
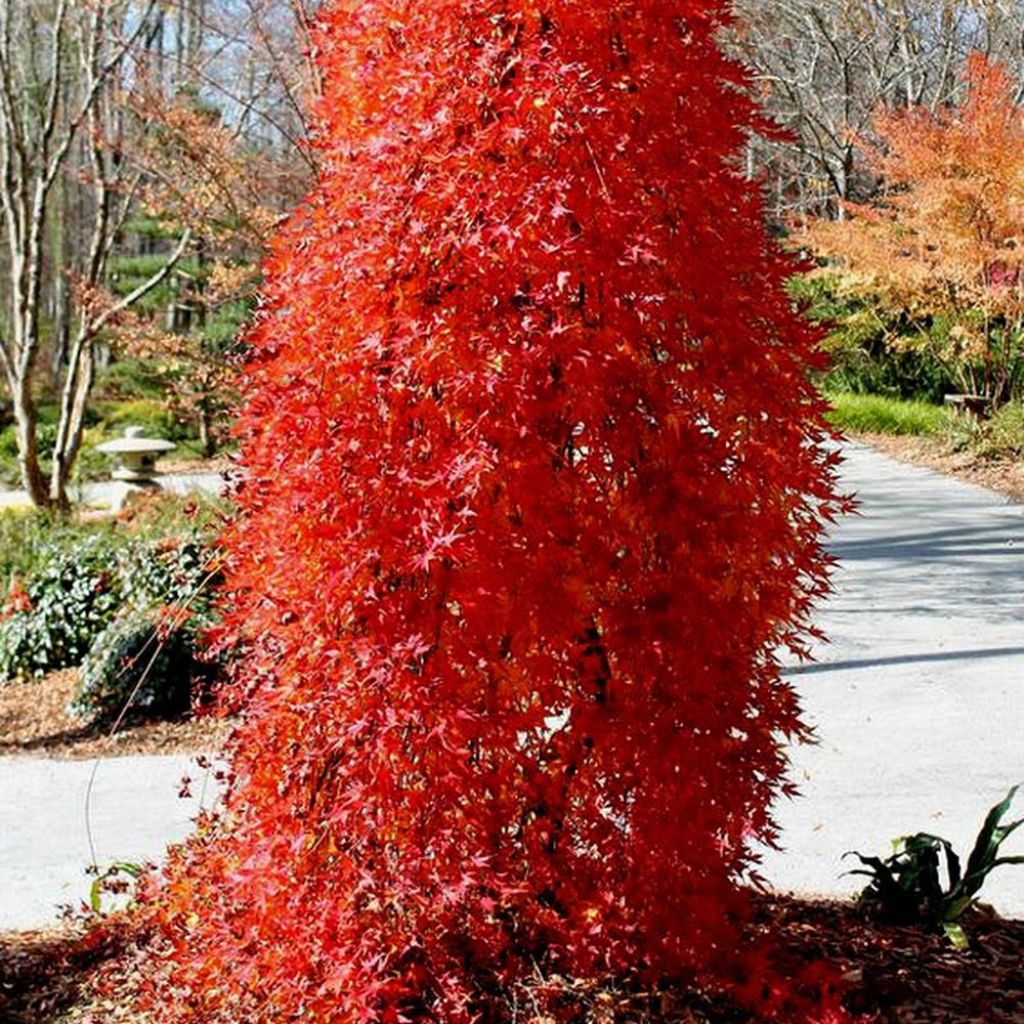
[72,605,213,725]
[120,536,219,621]
[89,860,145,915]
[71,530,222,723]
[950,399,1024,458]
[0,515,221,685]
[846,784,1024,947]
[72,534,222,724]
[0,534,123,679]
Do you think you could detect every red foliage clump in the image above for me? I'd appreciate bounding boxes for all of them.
[138,2,846,1021]
[1,577,31,618]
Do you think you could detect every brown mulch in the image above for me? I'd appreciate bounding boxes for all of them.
[761,897,1024,1023]
[0,669,231,759]
[3,898,1022,1023]
[0,924,130,1024]
[856,433,1024,504]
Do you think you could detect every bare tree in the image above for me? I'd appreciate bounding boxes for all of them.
[728,0,1024,223]
[0,0,192,508]
[183,0,321,182]
[0,0,321,509]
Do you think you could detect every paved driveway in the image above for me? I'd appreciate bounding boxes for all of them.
[0,471,226,509]
[759,443,1024,917]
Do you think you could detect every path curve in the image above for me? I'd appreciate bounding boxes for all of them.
[760,442,1024,917]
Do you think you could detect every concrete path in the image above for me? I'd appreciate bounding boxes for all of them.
[0,755,219,930]
[759,443,1024,917]
[0,471,226,509]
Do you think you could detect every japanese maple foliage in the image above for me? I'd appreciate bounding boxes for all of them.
[138,2,844,1021]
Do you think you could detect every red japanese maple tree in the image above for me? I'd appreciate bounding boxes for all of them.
[138,2,843,1021]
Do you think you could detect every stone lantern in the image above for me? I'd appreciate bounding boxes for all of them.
[96,426,176,485]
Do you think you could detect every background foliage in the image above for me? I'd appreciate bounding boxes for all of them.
[802,58,1024,407]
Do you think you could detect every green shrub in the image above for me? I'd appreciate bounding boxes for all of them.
[0,534,123,679]
[0,509,100,581]
[120,535,221,623]
[825,392,951,437]
[72,606,210,725]
[790,273,956,401]
[823,348,952,402]
[0,511,222,683]
[97,398,178,439]
[95,359,171,402]
[961,401,1024,459]
[70,532,224,723]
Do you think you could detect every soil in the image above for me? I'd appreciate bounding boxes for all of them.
[2,897,1021,1024]
[0,924,131,1024]
[763,897,1024,1024]
[524,898,1024,1023]
[856,433,1024,504]
[0,669,231,759]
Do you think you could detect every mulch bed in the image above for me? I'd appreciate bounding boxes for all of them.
[0,669,230,759]
[762,897,1024,1023]
[3,898,1021,1023]
[0,924,130,1024]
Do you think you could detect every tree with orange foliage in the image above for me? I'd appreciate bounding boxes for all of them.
[803,55,1024,406]
[127,3,847,1023]
[107,91,282,457]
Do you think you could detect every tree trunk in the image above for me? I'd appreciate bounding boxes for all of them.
[50,276,71,391]
[198,396,214,459]
[10,377,49,507]
[50,325,95,509]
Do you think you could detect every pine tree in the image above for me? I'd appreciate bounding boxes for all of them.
[138,3,843,1020]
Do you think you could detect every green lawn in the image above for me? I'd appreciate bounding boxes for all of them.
[825,391,951,437]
